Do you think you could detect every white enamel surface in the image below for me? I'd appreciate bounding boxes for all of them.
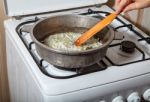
[4,5,150,102]
[6,32,44,102]
[4,0,107,16]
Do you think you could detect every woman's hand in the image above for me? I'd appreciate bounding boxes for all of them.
[115,0,150,14]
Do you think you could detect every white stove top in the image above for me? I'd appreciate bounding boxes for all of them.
[4,5,150,98]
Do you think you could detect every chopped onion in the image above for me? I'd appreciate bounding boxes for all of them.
[44,32,102,51]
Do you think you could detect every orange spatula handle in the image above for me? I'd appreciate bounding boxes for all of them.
[75,12,117,46]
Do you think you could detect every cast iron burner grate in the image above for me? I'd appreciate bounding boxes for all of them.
[16,9,150,79]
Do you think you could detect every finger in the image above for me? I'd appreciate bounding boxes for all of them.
[123,3,137,12]
[115,0,121,4]
[123,2,149,12]
[116,0,130,14]
[115,0,121,11]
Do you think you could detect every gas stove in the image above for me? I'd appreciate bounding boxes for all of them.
[4,3,150,102]
[16,7,150,79]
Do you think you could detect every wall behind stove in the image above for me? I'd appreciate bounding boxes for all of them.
[0,0,10,102]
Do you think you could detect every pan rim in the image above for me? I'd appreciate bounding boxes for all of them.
[31,14,115,55]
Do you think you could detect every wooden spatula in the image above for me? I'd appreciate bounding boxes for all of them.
[75,12,118,46]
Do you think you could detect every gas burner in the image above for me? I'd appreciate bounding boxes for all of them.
[54,61,107,73]
[53,65,78,72]
[45,60,107,78]
[120,41,136,53]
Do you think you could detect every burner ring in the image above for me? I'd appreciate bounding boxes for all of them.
[120,41,136,53]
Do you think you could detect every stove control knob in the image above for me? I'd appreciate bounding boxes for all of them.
[143,89,150,101]
[112,96,124,102]
[127,92,141,102]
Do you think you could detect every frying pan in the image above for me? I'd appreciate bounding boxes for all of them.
[28,14,114,68]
